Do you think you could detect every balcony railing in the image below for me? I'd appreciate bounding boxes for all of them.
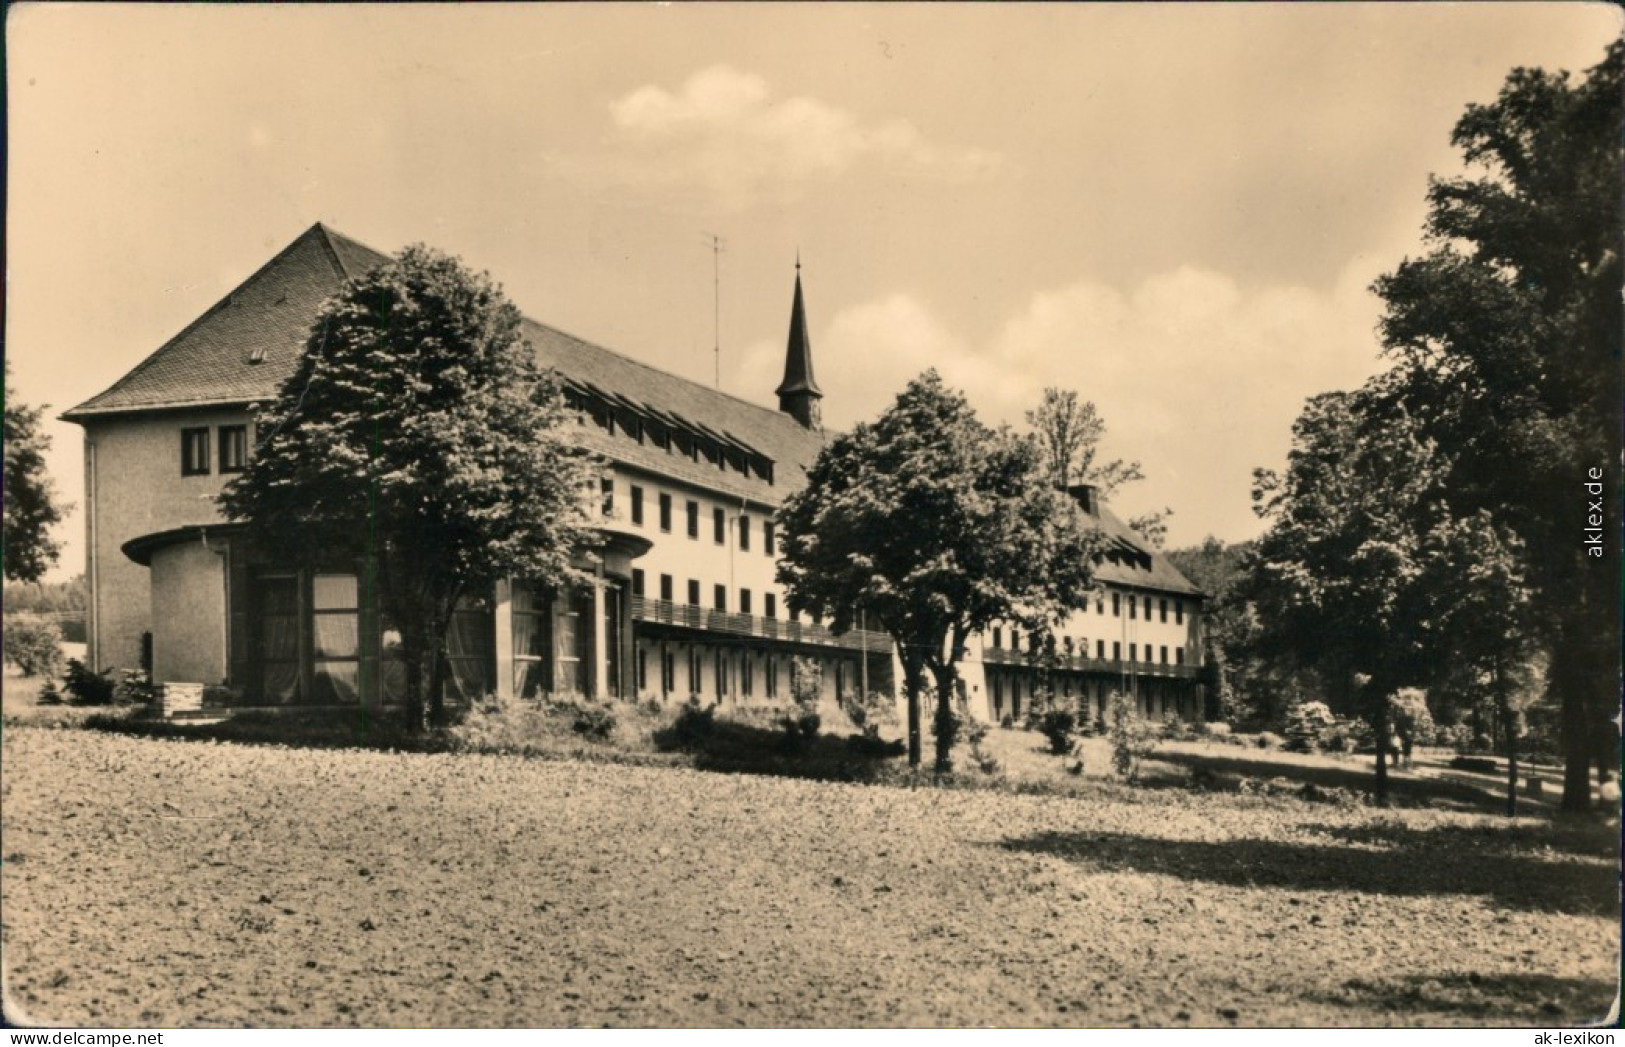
[630,596,891,654]
[982,645,1199,679]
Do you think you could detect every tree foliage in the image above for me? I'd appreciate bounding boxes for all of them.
[4,360,67,583]
[1026,387,1170,548]
[221,245,596,727]
[778,371,1103,770]
[1372,42,1621,810]
[1250,384,1450,801]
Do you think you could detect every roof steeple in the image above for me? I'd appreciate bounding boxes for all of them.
[776,258,822,429]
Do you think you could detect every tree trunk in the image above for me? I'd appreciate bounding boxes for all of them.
[428,635,448,727]
[1553,641,1594,812]
[1498,660,1516,818]
[1372,688,1390,806]
[402,645,424,733]
[901,655,925,768]
[930,662,958,774]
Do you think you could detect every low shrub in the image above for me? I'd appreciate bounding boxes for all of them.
[36,679,64,705]
[1107,692,1158,780]
[840,689,893,739]
[4,615,65,679]
[1254,731,1284,751]
[62,659,117,705]
[999,714,1014,729]
[570,703,616,740]
[1038,709,1077,755]
[1206,722,1232,737]
[1284,701,1336,753]
[666,698,718,749]
[115,669,157,706]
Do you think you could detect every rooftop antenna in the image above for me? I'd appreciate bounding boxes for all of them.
[702,232,726,389]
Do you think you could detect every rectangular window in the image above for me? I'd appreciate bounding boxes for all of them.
[713,507,726,545]
[767,657,778,698]
[512,583,550,699]
[739,589,752,616]
[1012,629,1021,652]
[659,493,673,532]
[1160,645,1169,664]
[638,648,648,691]
[688,648,700,694]
[1113,641,1121,661]
[739,516,751,552]
[765,593,777,619]
[218,425,248,474]
[662,647,676,694]
[631,485,644,526]
[1176,600,1184,625]
[1144,596,1153,619]
[1097,639,1105,660]
[713,584,727,612]
[311,573,361,704]
[1129,643,1137,663]
[660,574,673,602]
[632,569,645,597]
[600,478,614,517]
[714,650,726,698]
[687,579,700,606]
[1129,597,1137,620]
[1159,599,1168,623]
[742,655,754,697]
[1176,648,1185,665]
[764,521,776,557]
[686,500,699,539]
[992,627,1002,649]
[181,427,211,475]
[1111,593,1120,617]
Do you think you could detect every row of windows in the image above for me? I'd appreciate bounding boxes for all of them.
[601,482,777,556]
[1099,593,1184,624]
[630,569,780,619]
[181,425,249,476]
[988,629,1187,666]
[641,644,807,700]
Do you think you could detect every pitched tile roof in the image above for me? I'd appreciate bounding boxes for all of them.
[1090,502,1203,596]
[64,224,828,497]
[63,224,389,418]
[63,221,1197,595]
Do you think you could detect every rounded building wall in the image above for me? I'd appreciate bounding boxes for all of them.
[148,537,229,687]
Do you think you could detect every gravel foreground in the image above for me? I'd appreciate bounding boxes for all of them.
[2,726,1617,1028]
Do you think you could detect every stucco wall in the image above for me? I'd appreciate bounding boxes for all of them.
[82,409,250,672]
[148,538,228,685]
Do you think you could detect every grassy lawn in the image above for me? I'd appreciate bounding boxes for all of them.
[2,720,1617,1028]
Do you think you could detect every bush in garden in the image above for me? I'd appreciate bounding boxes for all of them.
[668,696,718,748]
[62,658,116,705]
[839,688,891,739]
[115,668,157,706]
[570,702,616,740]
[1038,709,1077,755]
[1254,731,1284,751]
[1107,691,1158,780]
[448,691,549,752]
[3,614,64,679]
[36,679,63,705]
[1283,700,1336,752]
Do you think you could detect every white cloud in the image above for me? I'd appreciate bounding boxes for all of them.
[602,65,1001,208]
[737,262,1387,547]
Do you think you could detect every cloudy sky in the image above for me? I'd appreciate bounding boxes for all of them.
[8,3,1620,581]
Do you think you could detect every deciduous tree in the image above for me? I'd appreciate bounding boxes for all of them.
[221,245,595,728]
[4,361,67,583]
[778,372,1102,770]
[1372,42,1622,810]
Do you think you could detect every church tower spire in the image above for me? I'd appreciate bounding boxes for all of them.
[776,255,823,429]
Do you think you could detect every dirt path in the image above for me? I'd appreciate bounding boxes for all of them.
[2,727,1616,1027]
